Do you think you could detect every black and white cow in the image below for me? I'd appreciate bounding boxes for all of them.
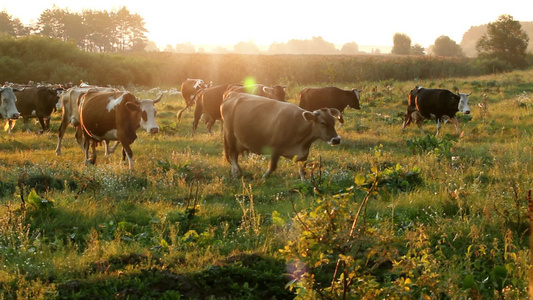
[402,87,471,135]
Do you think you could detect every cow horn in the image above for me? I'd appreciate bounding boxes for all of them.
[153,94,163,103]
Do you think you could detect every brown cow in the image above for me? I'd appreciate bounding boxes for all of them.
[298,87,361,123]
[221,92,342,180]
[177,78,210,121]
[78,90,161,169]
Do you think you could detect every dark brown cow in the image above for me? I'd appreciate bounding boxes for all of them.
[401,86,471,135]
[221,92,342,179]
[298,87,361,123]
[78,90,161,169]
[177,78,209,121]
[193,84,287,134]
[6,86,62,133]
[191,84,230,134]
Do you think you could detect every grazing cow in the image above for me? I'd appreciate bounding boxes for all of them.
[401,87,471,135]
[298,87,361,123]
[55,86,118,155]
[0,86,21,120]
[221,92,342,180]
[177,78,210,121]
[225,84,286,101]
[6,86,62,133]
[78,90,161,169]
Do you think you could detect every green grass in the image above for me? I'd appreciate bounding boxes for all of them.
[1,69,532,299]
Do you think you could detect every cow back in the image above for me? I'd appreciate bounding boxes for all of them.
[415,88,460,119]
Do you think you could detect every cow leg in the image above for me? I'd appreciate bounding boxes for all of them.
[298,161,308,181]
[37,117,47,133]
[192,102,203,135]
[223,132,242,177]
[122,144,134,169]
[23,117,31,133]
[104,141,120,155]
[89,141,97,165]
[451,118,460,134]
[435,119,441,136]
[83,138,91,165]
[55,118,70,155]
[264,153,281,178]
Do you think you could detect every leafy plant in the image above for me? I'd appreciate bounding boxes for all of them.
[406,134,457,156]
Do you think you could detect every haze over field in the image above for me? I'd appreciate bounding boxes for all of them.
[2,0,532,51]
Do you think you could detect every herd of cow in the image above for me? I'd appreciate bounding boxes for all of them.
[0,79,471,179]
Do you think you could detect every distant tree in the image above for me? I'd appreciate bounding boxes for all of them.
[0,11,28,37]
[267,36,337,54]
[432,35,463,57]
[392,33,411,55]
[174,42,195,53]
[411,44,425,56]
[233,41,260,54]
[340,42,359,54]
[476,14,529,68]
[115,7,147,52]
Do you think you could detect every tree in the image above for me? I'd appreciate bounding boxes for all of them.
[410,44,425,56]
[0,11,28,37]
[233,41,260,54]
[392,33,411,55]
[476,14,529,68]
[340,42,359,54]
[432,35,463,57]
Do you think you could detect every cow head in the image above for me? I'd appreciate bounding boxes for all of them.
[0,86,21,119]
[137,94,162,134]
[262,85,287,101]
[303,108,341,145]
[457,92,471,115]
[348,89,361,109]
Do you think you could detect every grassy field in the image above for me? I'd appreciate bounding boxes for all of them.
[1,69,532,299]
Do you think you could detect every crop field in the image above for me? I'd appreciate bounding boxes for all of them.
[1,69,532,299]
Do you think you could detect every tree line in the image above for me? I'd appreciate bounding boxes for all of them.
[0,6,147,53]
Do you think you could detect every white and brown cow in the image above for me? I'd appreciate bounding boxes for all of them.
[177,78,210,121]
[221,92,342,180]
[55,86,118,155]
[0,86,21,121]
[78,89,161,169]
[402,87,471,135]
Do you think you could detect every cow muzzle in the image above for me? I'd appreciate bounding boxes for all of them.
[328,136,341,145]
[149,127,159,134]
[464,110,471,115]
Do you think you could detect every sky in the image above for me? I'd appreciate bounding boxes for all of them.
[2,0,532,50]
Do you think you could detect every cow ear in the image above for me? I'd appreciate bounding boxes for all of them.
[302,111,316,122]
[329,108,342,119]
[126,102,141,112]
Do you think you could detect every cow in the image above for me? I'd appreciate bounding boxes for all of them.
[225,84,286,101]
[298,87,361,123]
[78,89,161,169]
[221,92,342,180]
[0,86,21,120]
[401,87,471,135]
[177,78,210,121]
[55,86,118,155]
[6,86,63,133]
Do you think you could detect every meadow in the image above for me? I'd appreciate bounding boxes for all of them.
[0,68,532,299]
